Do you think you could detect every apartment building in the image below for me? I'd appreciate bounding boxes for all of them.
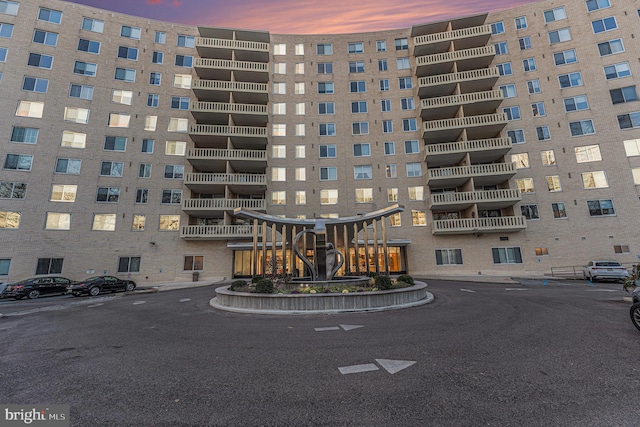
[0,0,639,284]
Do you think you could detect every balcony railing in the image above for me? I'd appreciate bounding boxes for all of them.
[194,58,268,72]
[180,224,258,239]
[188,124,267,137]
[421,90,503,109]
[187,148,267,161]
[195,37,269,52]
[182,198,266,211]
[426,137,511,156]
[430,189,521,206]
[418,67,500,89]
[416,45,495,67]
[184,173,266,185]
[428,163,516,180]
[190,101,267,115]
[432,216,527,235]
[192,79,268,94]
[424,113,508,132]
[414,24,492,46]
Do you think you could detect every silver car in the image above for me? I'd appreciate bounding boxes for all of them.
[583,260,629,282]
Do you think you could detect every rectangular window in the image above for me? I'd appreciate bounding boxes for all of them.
[553,49,577,66]
[598,39,624,56]
[492,247,523,264]
[73,61,97,76]
[552,202,567,219]
[435,249,463,266]
[624,139,640,157]
[44,214,70,231]
[587,0,611,11]
[399,77,412,90]
[132,215,146,231]
[21,76,48,93]
[564,95,589,112]
[138,163,151,178]
[78,38,100,54]
[108,113,130,128]
[171,96,190,110]
[50,185,76,202]
[319,123,336,136]
[515,16,527,30]
[508,129,525,144]
[166,141,186,155]
[273,63,286,74]
[544,7,566,23]
[61,131,86,148]
[118,256,141,273]
[82,17,104,33]
[496,62,512,76]
[400,98,415,110]
[378,59,387,71]
[317,82,334,94]
[33,29,56,46]
[396,57,410,70]
[536,126,551,141]
[70,83,94,100]
[144,116,157,131]
[38,7,62,24]
[319,144,336,158]
[318,102,335,115]
[0,1,19,16]
[575,145,602,163]
[348,42,364,53]
[173,74,191,89]
[152,51,163,64]
[295,190,306,205]
[491,22,505,35]
[121,25,141,40]
[546,175,562,192]
[559,72,583,88]
[164,165,184,179]
[384,142,395,155]
[404,140,419,154]
[117,46,138,60]
[115,68,136,82]
[376,40,386,52]
[521,204,540,220]
[494,41,508,55]
[0,46,6,62]
[387,188,398,202]
[610,86,638,105]
[16,101,44,118]
[27,53,53,69]
[380,79,390,91]
[511,153,529,169]
[402,118,417,132]
[350,81,366,93]
[519,37,531,50]
[11,127,39,144]
[273,44,285,55]
[350,101,367,114]
[295,44,304,55]
[320,189,338,205]
[183,256,203,272]
[63,107,90,124]
[523,57,536,72]
[317,62,333,74]
[175,55,193,67]
[96,187,120,203]
[352,122,369,135]
[272,124,286,136]
[100,162,123,177]
[516,178,534,193]
[382,120,393,133]
[155,31,166,44]
[531,102,546,117]
[295,167,306,181]
[104,136,127,152]
[386,164,397,178]
[0,181,26,199]
[570,119,595,136]
[317,44,333,55]
[604,62,631,80]
[147,94,159,108]
[503,106,521,121]
[541,150,556,166]
[381,99,391,112]
[55,158,81,175]
[294,124,305,137]
[592,16,617,34]
[319,167,337,181]
[500,84,517,98]
[408,186,424,201]
[395,37,408,50]
[112,89,134,105]
[614,245,630,254]
[355,188,373,203]
[618,112,640,130]
[406,162,422,177]
[354,165,372,180]
[272,167,286,182]
[353,143,370,157]
[548,28,571,45]
[159,215,179,231]
[411,210,426,226]
[92,214,116,231]
[295,62,304,74]
[294,82,305,94]
[177,35,194,48]
[349,61,365,73]
[581,171,608,189]
[161,189,182,205]
[587,199,615,216]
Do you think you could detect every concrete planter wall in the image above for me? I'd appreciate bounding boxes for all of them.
[210,282,433,314]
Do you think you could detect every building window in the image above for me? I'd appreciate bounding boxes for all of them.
[545,176,562,192]
[100,162,123,177]
[564,95,589,112]
[0,181,26,199]
[0,211,20,228]
[348,42,364,53]
[171,96,190,110]
[44,214,70,231]
[494,41,508,55]
[523,57,536,72]
[349,61,365,73]
[295,167,306,181]
[181,256,204,272]
[386,164,397,178]
[350,81,366,93]
[376,40,386,52]
[320,189,338,205]
[319,123,336,136]
[135,189,148,204]
[624,139,640,157]
[73,61,97,76]
[295,191,306,205]
[610,86,638,104]
[118,257,141,273]
[272,167,286,182]
[0,1,19,16]
[4,154,32,171]
[71,84,94,100]
[354,165,372,180]
[154,31,166,44]
[592,16,617,34]
[318,145,335,159]
[604,62,631,80]
[144,116,157,131]
[63,107,90,124]
[575,145,602,163]
[516,178,534,193]
[387,188,398,202]
[548,28,571,45]
[104,136,127,152]
[378,59,387,71]
[402,118,417,132]
[492,247,523,264]
[161,189,182,205]
[581,171,608,189]
[96,187,120,203]
[33,29,56,46]
[320,167,337,181]
[147,94,159,108]
[435,249,463,265]
[175,55,193,67]
[295,103,305,115]
[35,258,64,274]
[38,7,62,24]
[120,25,141,40]
[531,102,546,117]
[173,74,191,89]
[569,119,595,136]
[11,127,39,144]
[587,0,611,11]
[515,16,527,29]
[355,188,373,203]
[138,163,151,178]
[82,17,104,33]
[541,150,556,166]
[352,122,369,135]
[177,35,194,48]
[511,153,529,169]
[141,139,154,153]
[384,142,395,155]
[519,37,531,50]
[411,210,426,226]
[406,162,422,177]
[353,143,370,157]
[614,245,630,254]
[317,44,333,55]
[273,63,286,74]
[0,46,6,62]
[317,82,334,94]
[536,126,551,141]
[408,186,424,201]
[401,98,415,110]
[317,62,333,74]
[16,101,44,119]
[598,39,624,56]
[77,39,101,55]
[318,102,335,114]
[351,101,367,113]
[496,62,512,76]
[559,72,583,89]
[587,199,615,216]
[397,57,410,70]
[159,215,180,231]
[553,49,577,66]
[114,68,136,82]
[167,118,188,132]
[544,6,566,23]
[381,99,391,112]
[61,131,86,149]
[552,202,567,219]
[508,129,525,144]
[55,158,81,175]
[503,106,521,121]
[618,112,640,130]
[27,53,53,69]
[272,145,286,158]
[389,213,401,227]
[398,77,412,89]
[521,204,540,220]
[164,164,184,179]
[152,51,163,64]
[490,22,505,35]
[131,215,145,231]
[380,79,390,91]
[500,84,517,98]
[149,72,161,85]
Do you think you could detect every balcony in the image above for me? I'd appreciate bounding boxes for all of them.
[413,24,492,57]
[427,162,516,188]
[194,58,269,83]
[182,198,266,217]
[190,101,268,126]
[181,224,258,240]
[189,124,267,148]
[415,45,495,76]
[195,37,269,63]
[421,90,503,120]
[184,172,266,194]
[187,148,267,173]
[192,79,268,104]
[430,189,521,211]
[432,216,527,235]
[425,137,512,167]
[418,67,500,98]
[423,113,508,144]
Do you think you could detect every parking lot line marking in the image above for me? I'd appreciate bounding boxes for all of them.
[338,364,379,375]
[340,324,364,331]
[586,289,618,292]
[87,303,104,308]
[315,326,341,332]
[132,301,146,305]
[179,298,191,303]
[460,289,476,293]
[505,288,528,291]
[375,359,417,374]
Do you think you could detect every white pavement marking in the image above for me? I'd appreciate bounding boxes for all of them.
[505,288,528,291]
[338,364,379,375]
[460,289,476,293]
[87,303,104,308]
[179,298,191,302]
[340,324,364,331]
[315,326,341,332]
[132,301,146,305]
[375,359,417,374]
[586,289,618,292]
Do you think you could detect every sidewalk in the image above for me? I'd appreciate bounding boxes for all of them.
[134,278,231,293]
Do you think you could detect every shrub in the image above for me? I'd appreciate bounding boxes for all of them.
[255,278,274,294]
[375,275,393,290]
[230,280,248,291]
[396,275,415,286]
[251,275,263,284]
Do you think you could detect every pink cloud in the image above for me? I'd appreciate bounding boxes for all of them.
[172,0,182,6]
[147,0,163,4]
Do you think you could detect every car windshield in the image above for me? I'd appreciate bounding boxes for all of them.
[82,276,101,281]
[595,262,622,267]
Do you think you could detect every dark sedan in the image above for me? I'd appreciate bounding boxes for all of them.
[68,276,136,297]
[2,277,73,300]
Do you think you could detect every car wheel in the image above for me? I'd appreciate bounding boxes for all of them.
[27,290,40,299]
[89,287,100,297]
[125,282,135,292]
[630,303,640,332]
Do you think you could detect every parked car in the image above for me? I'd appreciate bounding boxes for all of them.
[630,287,640,332]
[67,276,136,297]
[0,281,8,298]
[1,277,73,300]
[583,260,630,282]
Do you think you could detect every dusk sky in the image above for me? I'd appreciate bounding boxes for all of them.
[64,0,536,34]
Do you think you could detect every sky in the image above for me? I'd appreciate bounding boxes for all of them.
[64,0,536,34]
